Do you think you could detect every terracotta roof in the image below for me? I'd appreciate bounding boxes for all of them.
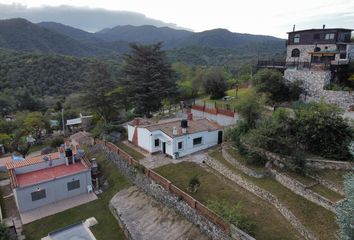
[145,118,222,138]
[6,151,60,170]
[16,162,88,187]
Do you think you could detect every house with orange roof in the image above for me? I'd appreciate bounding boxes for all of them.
[127,117,223,159]
[6,146,92,213]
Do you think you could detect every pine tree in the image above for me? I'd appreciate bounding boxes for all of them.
[122,43,177,116]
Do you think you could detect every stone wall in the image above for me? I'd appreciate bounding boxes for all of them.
[286,44,339,63]
[90,144,253,240]
[284,69,354,110]
[269,169,337,213]
[222,147,269,178]
[204,156,316,240]
[250,144,354,171]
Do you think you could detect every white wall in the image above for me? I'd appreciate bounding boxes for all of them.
[172,130,221,158]
[15,170,92,212]
[137,128,152,152]
[15,158,66,174]
[127,125,135,142]
[191,109,238,126]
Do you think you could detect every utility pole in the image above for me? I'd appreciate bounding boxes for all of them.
[61,108,65,136]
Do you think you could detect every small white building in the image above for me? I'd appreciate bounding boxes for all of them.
[127,118,223,159]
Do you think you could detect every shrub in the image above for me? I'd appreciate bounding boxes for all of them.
[188,175,200,192]
[49,136,64,148]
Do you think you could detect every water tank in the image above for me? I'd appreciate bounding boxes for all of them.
[181,119,188,128]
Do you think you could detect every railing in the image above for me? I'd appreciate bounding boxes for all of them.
[257,61,331,71]
[94,139,231,234]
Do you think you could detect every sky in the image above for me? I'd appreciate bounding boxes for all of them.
[0,0,353,38]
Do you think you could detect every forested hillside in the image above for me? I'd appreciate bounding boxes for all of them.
[0,52,122,96]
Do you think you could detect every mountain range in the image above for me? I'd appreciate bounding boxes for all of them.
[0,18,285,58]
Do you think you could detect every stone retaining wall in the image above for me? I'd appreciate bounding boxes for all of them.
[90,143,253,240]
[204,156,316,240]
[284,69,354,110]
[247,144,353,170]
[269,169,337,213]
[222,147,269,178]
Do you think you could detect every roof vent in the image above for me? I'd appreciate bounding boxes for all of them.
[172,127,178,136]
[181,119,188,128]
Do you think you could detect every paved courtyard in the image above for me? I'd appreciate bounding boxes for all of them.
[20,192,97,224]
[110,186,208,240]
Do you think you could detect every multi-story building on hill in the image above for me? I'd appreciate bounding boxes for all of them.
[258,26,354,110]
[286,26,353,69]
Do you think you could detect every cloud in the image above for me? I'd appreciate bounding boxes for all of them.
[0,3,190,32]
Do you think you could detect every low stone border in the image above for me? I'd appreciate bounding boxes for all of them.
[222,146,269,178]
[269,169,338,213]
[307,174,345,196]
[241,142,354,170]
[204,156,317,240]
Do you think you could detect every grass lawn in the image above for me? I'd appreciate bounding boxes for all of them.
[23,151,132,240]
[315,170,350,188]
[202,87,253,110]
[116,141,145,160]
[209,149,338,240]
[155,162,301,240]
[310,185,344,202]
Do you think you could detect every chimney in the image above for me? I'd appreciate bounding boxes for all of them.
[172,127,178,136]
[323,24,325,29]
[187,113,193,121]
[293,24,296,32]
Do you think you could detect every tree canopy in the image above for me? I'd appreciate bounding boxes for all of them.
[122,43,177,116]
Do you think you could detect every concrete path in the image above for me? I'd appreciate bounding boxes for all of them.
[20,192,97,224]
[110,186,208,240]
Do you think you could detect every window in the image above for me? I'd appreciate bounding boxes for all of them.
[325,33,335,40]
[193,137,202,146]
[314,47,321,52]
[291,48,300,57]
[154,139,160,147]
[178,141,183,150]
[31,189,46,201]
[67,180,80,191]
[340,53,347,59]
[293,34,300,43]
[313,33,320,40]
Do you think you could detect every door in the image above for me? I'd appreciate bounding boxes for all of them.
[218,131,223,144]
[162,142,166,154]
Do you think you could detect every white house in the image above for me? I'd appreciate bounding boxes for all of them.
[127,118,223,159]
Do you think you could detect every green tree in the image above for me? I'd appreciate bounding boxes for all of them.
[122,43,177,116]
[336,172,354,240]
[82,61,121,122]
[23,112,47,141]
[253,69,287,103]
[203,67,227,99]
[234,90,264,127]
[294,101,353,160]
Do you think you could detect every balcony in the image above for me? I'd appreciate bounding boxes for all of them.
[257,61,331,71]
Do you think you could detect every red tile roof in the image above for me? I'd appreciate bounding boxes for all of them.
[6,150,77,170]
[16,162,88,187]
